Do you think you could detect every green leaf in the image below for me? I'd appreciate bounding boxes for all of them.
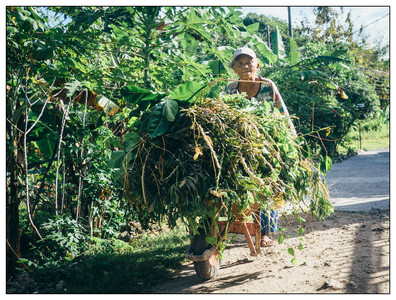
[246,22,259,34]
[162,99,179,122]
[121,85,166,104]
[287,247,295,256]
[271,26,285,61]
[65,81,81,97]
[325,49,348,57]
[120,85,151,104]
[331,62,350,71]
[17,258,29,264]
[323,81,338,90]
[302,143,311,159]
[298,227,304,236]
[288,37,300,66]
[253,37,277,64]
[171,82,204,101]
[316,55,344,63]
[123,131,141,152]
[186,7,204,25]
[208,60,226,75]
[180,33,199,51]
[325,155,333,171]
[291,257,297,265]
[277,235,284,244]
[109,24,130,44]
[97,96,119,116]
[319,155,333,174]
[205,236,218,245]
[36,137,56,158]
[147,103,170,138]
[297,216,306,225]
[33,41,54,61]
[108,150,126,169]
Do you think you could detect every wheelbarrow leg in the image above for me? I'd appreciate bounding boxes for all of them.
[241,222,257,256]
[254,210,261,254]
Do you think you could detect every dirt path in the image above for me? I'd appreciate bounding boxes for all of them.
[151,149,390,294]
[151,209,389,293]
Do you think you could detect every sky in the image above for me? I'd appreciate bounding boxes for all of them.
[7,2,390,49]
[239,6,390,49]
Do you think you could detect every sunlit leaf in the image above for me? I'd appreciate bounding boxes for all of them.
[271,26,285,61]
[246,22,259,34]
[97,96,119,117]
[205,236,218,245]
[65,80,81,97]
[253,37,277,64]
[278,235,285,244]
[170,82,204,101]
[288,37,300,65]
[162,99,179,122]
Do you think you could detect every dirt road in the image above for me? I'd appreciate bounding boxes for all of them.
[151,149,390,294]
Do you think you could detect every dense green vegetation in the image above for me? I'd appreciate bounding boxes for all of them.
[10,224,190,293]
[6,6,389,291]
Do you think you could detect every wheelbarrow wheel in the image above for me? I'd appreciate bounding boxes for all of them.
[193,260,219,280]
[190,232,220,280]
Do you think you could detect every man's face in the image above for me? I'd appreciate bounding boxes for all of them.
[232,54,259,80]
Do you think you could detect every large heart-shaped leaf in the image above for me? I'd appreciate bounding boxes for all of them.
[108,150,126,169]
[36,137,56,159]
[162,99,179,122]
[147,103,170,138]
[123,131,141,152]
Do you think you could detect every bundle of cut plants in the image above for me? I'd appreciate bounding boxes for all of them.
[121,92,333,246]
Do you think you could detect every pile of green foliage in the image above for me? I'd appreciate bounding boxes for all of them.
[119,89,333,246]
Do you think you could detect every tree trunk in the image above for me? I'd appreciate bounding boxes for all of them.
[6,85,21,281]
[6,146,21,281]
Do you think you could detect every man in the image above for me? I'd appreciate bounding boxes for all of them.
[225,47,296,247]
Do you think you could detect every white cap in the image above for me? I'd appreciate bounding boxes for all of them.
[230,47,257,65]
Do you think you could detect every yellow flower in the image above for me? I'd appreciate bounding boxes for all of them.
[326,127,331,137]
[340,90,348,99]
[193,146,203,160]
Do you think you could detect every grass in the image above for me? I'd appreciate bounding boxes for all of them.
[30,224,190,293]
[338,118,389,155]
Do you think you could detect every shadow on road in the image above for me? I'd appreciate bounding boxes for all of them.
[347,215,390,293]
